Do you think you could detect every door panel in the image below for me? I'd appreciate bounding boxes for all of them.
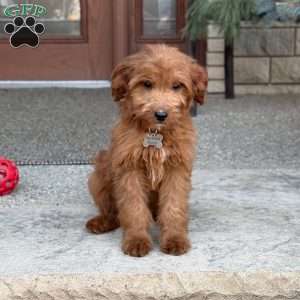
[0,0,113,80]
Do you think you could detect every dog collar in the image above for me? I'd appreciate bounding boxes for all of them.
[143,128,163,149]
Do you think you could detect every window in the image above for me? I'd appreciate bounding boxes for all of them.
[135,0,185,41]
[0,0,82,39]
[143,0,177,37]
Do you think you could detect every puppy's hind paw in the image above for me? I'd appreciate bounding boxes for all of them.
[86,215,119,234]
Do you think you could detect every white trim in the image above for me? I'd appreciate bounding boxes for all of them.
[0,80,111,89]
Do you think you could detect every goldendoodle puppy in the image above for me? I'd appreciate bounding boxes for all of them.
[86,44,207,257]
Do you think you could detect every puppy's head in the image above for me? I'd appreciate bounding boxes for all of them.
[112,44,207,130]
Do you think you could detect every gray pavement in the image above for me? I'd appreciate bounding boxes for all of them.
[194,94,300,169]
[0,89,299,169]
[0,88,115,164]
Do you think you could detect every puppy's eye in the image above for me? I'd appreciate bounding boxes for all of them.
[143,80,153,89]
[172,83,182,91]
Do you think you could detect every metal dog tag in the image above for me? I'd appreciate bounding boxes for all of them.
[143,130,163,149]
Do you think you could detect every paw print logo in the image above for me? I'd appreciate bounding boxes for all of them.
[4,16,45,48]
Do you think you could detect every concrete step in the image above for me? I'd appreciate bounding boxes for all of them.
[0,166,299,299]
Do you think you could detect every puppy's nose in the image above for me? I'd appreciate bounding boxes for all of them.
[154,110,168,122]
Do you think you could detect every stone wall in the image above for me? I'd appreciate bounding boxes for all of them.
[207,25,225,94]
[234,23,300,94]
[206,23,300,95]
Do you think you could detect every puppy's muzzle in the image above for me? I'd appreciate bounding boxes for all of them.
[154,110,168,122]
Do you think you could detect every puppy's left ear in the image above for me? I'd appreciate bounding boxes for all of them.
[191,63,208,105]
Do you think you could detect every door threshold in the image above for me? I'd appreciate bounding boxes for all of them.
[0,81,111,89]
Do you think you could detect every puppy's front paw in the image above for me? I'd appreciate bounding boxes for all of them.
[122,235,152,257]
[160,235,190,256]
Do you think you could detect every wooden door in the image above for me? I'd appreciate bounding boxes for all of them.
[0,0,113,80]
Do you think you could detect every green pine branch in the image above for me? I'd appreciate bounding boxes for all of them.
[185,0,257,44]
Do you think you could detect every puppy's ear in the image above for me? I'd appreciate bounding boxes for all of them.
[191,63,208,105]
[111,59,134,102]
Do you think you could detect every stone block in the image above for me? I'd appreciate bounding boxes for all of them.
[207,53,224,66]
[207,24,223,38]
[235,28,295,56]
[272,57,300,83]
[235,84,300,95]
[296,28,300,55]
[207,66,224,80]
[208,38,224,52]
[235,58,270,83]
[208,80,225,93]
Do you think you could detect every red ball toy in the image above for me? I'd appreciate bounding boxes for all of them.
[0,157,19,196]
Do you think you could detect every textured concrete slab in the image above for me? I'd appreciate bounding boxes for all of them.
[1,272,300,300]
[0,166,299,299]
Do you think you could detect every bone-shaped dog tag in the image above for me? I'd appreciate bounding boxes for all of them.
[143,131,163,149]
